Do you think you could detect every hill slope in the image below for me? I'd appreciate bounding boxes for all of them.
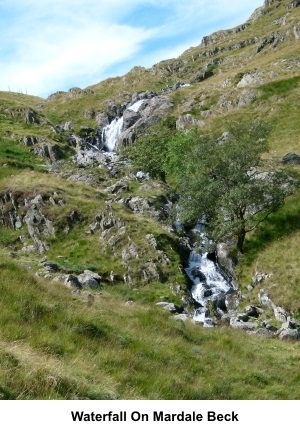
[0,0,300,399]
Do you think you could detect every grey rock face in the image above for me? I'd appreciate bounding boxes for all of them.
[294,24,300,39]
[216,242,235,276]
[33,142,64,162]
[23,197,55,254]
[122,109,141,129]
[287,0,300,9]
[22,136,38,146]
[116,95,173,147]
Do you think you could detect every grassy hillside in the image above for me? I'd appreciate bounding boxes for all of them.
[1,251,300,400]
[0,0,300,399]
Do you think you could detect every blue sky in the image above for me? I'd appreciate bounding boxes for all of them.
[0,0,264,98]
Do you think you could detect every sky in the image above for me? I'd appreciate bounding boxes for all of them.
[0,0,264,98]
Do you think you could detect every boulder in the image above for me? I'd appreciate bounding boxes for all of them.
[281,153,300,165]
[216,242,235,276]
[174,314,188,322]
[278,329,300,341]
[225,293,240,312]
[237,73,263,88]
[156,302,184,313]
[64,274,82,290]
[230,317,258,330]
[78,270,101,289]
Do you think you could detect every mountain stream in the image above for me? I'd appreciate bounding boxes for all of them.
[90,101,234,326]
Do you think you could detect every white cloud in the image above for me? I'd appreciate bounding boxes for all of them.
[0,0,264,96]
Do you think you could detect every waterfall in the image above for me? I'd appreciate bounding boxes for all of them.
[184,223,233,327]
[101,99,146,152]
[101,117,124,152]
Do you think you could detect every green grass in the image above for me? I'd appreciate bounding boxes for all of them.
[0,137,45,177]
[258,76,300,100]
[1,251,300,399]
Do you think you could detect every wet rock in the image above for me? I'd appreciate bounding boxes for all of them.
[122,109,141,129]
[191,268,207,282]
[116,95,173,147]
[216,242,235,276]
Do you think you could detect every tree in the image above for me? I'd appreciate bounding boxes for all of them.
[123,116,176,181]
[167,122,296,253]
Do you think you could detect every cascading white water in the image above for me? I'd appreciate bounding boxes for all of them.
[101,117,124,152]
[184,223,232,327]
[101,99,146,152]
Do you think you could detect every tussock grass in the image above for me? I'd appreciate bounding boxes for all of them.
[1,251,300,399]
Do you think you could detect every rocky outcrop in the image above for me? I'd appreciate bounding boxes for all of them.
[4,107,41,124]
[78,270,102,288]
[117,95,173,147]
[237,73,263,88]
[294,24,300,39]
[287,0,300,9]
[23,196,55,254]
[33,142,65,162]
[176,115,205,130]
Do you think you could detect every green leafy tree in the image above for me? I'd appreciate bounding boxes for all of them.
[167,122,296,253]
[123,116,176,181]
